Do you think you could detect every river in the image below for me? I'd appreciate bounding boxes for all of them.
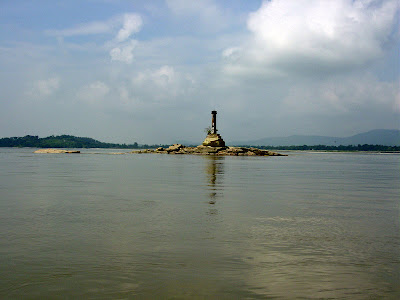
[0,148,399,299]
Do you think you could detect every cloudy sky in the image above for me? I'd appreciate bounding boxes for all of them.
[0,0,399,144]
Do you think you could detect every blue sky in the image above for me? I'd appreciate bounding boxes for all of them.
[0,0,398,144]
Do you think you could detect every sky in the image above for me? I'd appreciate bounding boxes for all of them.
[0,0,399,144]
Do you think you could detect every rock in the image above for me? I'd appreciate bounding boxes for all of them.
[225,147,246,154]
[167,144,184,151]
[130,149,155,154]
[195,145,222,154]
[34,149,80,154]
[129,144,286,157]
[202,134,226,147]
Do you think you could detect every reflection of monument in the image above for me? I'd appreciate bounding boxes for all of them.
[205,156,224,204]
[203,111,226,147]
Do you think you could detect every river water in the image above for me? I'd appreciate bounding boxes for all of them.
[0,148,399,299]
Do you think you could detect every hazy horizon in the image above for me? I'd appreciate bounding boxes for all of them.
[1,128,399,147]
[1,0,399,144]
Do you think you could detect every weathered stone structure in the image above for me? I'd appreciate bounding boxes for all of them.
[211,110,217,134]
[203,111,225,147]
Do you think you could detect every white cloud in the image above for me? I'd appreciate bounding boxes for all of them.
[108,14,142,64]
[222,47,242,61]
[167,0,219,17]
[223,0,399,77]
[28,77,60,98]
[116,14,142,42]
[166,0,231,32]
[77,81,110,104]
[134,65,175,87]
[46,13,142,40]
[282,74,399,115]
[46,21,113,37]
[131,65,195,102]
[110,40,138,64]
[151,65,175,87]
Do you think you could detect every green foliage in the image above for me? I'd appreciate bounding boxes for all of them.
[204,126,212,135]
[0,135,169,149]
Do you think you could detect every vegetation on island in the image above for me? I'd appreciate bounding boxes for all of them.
[204,126,212,135]
[0,135,168,149]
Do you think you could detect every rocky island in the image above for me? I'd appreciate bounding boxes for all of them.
[32,111,286,156]
[133,111,286,156]
[132,144,285,156]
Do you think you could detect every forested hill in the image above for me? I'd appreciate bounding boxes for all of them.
[0,135,165,149]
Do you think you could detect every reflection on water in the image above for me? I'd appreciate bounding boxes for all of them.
[0,149,399,299]
[205,156,224,205]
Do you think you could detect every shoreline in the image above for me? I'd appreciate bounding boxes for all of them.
[6,147,398,155]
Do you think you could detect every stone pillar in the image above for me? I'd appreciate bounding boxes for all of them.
[203,110,225,147]
[211,110,217,134]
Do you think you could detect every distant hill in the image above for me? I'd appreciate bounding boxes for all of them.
[231,129,400,146]
[0,135,168,149]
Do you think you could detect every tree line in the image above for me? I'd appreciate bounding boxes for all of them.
[253,144,400,152]
[0,135,169,149]
[1,135,399,151]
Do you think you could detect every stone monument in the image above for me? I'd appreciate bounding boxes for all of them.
[202,110,226,147]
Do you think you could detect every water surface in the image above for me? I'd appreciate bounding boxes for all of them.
[0,148,399,298]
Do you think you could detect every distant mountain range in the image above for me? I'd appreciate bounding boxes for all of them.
[230,129,400,146]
